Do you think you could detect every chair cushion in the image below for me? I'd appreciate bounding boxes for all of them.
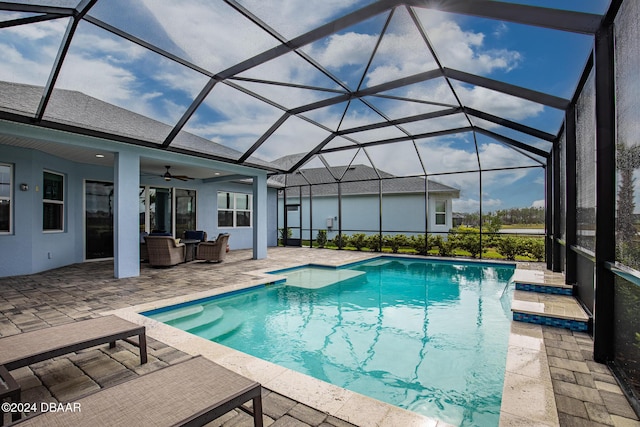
[184,230,205,241]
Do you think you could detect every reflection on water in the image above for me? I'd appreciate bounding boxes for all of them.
[149,258,515,427]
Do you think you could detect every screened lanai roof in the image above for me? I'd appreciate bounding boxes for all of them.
[0,0,609,184]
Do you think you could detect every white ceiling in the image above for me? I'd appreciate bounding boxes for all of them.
[0,132,235,181]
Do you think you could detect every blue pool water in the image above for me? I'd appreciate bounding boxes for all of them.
[145,257,515,426]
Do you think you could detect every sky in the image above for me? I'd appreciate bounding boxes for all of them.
[0,0,611,213]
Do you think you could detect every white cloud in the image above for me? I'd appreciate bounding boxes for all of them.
[532,199,545,208]
[414,10,522,75]
[311,32,379,70]
[141,1,279,73]
[453,198,479,212]
[493,22,509,39]
[0,20,67,86]
[57,54,137,104]
[4,17,67,41]
[238,0,368,40]
[454,83,544,120]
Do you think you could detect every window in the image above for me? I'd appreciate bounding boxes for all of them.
[43,171,64,231]
[435,200,446,226]
[175,188,196,237]
[218,191,252,227]
[0,164,11,233]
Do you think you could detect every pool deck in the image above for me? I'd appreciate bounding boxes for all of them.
[0,247,638,426]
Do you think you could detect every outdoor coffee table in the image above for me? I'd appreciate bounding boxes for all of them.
[180,239,200,262]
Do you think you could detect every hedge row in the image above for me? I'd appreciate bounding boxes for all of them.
[316,228,544,261]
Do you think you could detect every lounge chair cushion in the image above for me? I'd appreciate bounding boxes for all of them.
[183,230,207,241]
[0,315,147,370]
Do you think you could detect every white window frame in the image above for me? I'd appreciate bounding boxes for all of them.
[43,170,65,232]
[435,199,447,226]
[217,191,252,228]
[0,163,12,234]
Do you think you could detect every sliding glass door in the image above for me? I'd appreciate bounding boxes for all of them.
[85,180,114,260]
[175,189,196,238]
[139,186,196,237]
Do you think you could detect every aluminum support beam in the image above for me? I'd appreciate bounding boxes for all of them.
[593,23,616,363]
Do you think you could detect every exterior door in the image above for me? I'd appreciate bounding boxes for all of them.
[284,204,302,246]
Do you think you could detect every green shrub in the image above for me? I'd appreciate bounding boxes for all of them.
[496,236,521,260]
[523,237,545,261]
[618,240,640,270]
[348,233,367,251]
[384,234,408,253]
[453,226,482,258]
[316,230,327,248]
[278,227,292,245]
[332,234,346,249]
[433,235,455,257]
[365,234,382,252]
[409,234,427,255]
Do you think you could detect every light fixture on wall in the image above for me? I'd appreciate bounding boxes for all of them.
[163,166,172,181]
[20,183,28,191]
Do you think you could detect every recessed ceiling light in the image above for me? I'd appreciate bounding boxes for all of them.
[214,172,221,175]
[95,154,105,158]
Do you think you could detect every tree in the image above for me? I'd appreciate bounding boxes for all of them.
[617,143,640,244]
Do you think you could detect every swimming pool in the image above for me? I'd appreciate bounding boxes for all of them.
[145,257,515,426]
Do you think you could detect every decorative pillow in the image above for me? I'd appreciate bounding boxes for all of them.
[175,239,181,246]
[184,230,205,241]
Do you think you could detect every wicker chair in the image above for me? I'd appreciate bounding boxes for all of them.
[196,233,230,263]
[145,235,186,267]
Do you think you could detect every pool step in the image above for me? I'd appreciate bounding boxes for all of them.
[512,269,574,295]
[511,270,590,332]
[187,307,244,340]
[151,305,204,323]
[166,304,223,330]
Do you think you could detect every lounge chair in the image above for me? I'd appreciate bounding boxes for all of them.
[0,315,147,371]
[145,235,186,267]
[12,356,263,427]
[196,233,230,263]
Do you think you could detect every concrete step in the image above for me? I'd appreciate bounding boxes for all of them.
[512,269,573,295]
[511,289,590,332]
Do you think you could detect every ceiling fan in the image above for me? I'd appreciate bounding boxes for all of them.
[162,165,193,182]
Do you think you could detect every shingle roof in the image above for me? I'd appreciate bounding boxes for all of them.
[274,164,459,197]
[0,81,275,169]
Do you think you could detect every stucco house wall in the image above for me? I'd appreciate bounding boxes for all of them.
[0,144,278,278]
[278,191,457,241]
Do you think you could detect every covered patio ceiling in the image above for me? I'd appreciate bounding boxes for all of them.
[0,0,609,183]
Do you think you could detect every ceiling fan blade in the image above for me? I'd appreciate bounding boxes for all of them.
[174,175,191,181]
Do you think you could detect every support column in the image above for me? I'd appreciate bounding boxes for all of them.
[545,162,553,270]
[114,151,140,278]
[565,106,577,285]
[593,24,616,362]
[252,173,267,259]
[552,141,562,272]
